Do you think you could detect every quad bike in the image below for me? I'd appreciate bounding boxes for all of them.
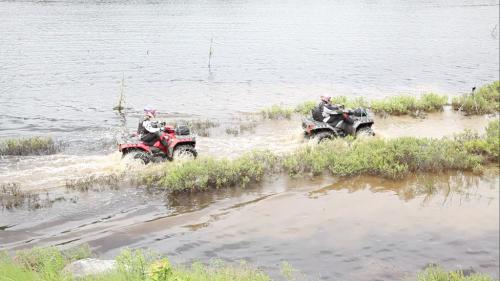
[119,123,197,164]
[303,108,375,143]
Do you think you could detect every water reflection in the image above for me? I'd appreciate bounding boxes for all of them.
[309,169,498,205]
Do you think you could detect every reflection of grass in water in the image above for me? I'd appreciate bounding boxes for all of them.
[416,266,495,281]
[0,247,271,281]
[0,137,61,156]
[452,81,500,115]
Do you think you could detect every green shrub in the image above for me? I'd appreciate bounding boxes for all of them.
[294,101,317,115]
[0,136,59,156]
[261,105,293,119]
[282,136,483,179]
[414,266,495,281]
[143,150,279,192]
[0,247,271,281]
[416,92,449,112]
[291,93,447,117]
[452,81,500,115]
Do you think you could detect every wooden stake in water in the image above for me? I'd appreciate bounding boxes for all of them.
[113,74,125,112]
[208,38,213,70]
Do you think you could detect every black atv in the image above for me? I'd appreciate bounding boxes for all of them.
[302,108,375,143]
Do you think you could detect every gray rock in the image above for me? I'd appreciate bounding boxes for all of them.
[63,258,116,278]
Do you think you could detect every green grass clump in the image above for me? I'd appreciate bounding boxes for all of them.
[0,136,59,156]
[370,93,448,115]
[141,150,279,192]
[416,92,449,112]
[261,105,293,119]
[454,120,500,162]
[294,101,317,115]
[0,247,270,281]
[291,93,447,117]
[283,136,483,179]
[452,81,500,115]
[414,266,495,281]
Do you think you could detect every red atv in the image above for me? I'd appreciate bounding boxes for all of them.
[119,123,197,164]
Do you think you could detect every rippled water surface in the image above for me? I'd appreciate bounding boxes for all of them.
[1,0,499,139]
[0,1,499,279]
[1,171,498,280]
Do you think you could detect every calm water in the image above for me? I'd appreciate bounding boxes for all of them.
[1,171,498,280]
[0,0,499,140]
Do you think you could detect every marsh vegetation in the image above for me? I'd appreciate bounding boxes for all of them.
[136,121,499,192]
[0,137,60,156]
[263,81,499,119]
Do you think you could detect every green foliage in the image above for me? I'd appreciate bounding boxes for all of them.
[0,136,59,156]
[414,266,495,281]
[454,120,500,163]
[294,101,317,115]
[452,81,500,115]
[0,247,271,281]
[261,105,293,119]
[142,150,279,192]
[330,96,369,109]
[370,93,448,115]
[282,136,483,179]
[416,92,449,112]
[287,92,448,117]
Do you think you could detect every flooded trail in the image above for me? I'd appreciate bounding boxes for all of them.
[1,170,498,280]
[0,109,495,193]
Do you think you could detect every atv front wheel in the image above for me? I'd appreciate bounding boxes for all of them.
[355,127,375,138]
[173,145,197,161]
[313,131,334,143]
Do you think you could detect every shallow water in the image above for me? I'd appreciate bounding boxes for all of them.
[0,111,494,192]
[1,170,498,280]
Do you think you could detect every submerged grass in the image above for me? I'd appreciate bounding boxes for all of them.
[452,81,500,115]
[65,173,124,192]
[173,119,220,137]
[0,136,60,156]
[0,247,270,281]
[139,121,499,192]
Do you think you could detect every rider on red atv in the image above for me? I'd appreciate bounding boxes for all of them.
[138,106,169,154]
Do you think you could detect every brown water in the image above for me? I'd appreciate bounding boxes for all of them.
[0,111,495,192]
[1,170,498,280]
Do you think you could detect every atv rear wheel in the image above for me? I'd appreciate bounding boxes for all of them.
[173,144,197,161]
[356,127,375,138]
[313,131,334,143]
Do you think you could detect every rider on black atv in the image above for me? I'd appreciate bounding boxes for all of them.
[312,96,352,127]
[138,106,169,149]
